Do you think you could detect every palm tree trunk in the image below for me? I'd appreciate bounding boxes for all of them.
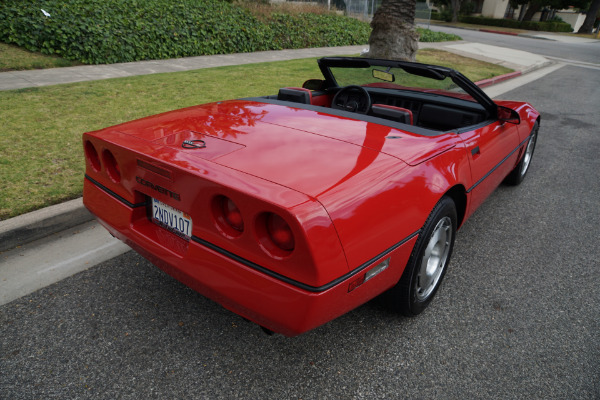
[365,0,419,62]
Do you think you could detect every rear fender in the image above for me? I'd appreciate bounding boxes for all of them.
[320,142,471,270]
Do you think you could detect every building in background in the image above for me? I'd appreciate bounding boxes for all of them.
[276,0,586,31]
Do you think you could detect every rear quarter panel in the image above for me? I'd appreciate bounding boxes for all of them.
[318,135,472,271]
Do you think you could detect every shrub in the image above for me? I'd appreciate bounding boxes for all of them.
[431,11,443,21]
[0,0,275,64]
[460,2,476,15]
[267,13,371,49]
[0,0,461,65]
[417,27,461,42]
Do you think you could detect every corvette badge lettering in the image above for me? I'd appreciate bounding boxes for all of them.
[182,140,206,149]
[136,176,181,201]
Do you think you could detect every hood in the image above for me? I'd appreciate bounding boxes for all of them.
[114,100,458,198]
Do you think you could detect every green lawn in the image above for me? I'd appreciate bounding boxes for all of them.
[0,43,79,72]
[0,50,512,220]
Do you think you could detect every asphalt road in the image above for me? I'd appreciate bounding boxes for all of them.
[2,66,599,399]
[429,25,600,64]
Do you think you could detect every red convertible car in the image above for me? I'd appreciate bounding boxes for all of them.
[83,57,539,336]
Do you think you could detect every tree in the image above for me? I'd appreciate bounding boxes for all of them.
[450,0,462,22]
[511,0,550,22]
[365,0,419,62]
[522,1,543,21]
[578,0,600,33]
[512,0,589,22]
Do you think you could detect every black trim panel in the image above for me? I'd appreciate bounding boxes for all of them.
[457,119,496,134]
[466,134,531,193]
[192,230,420,293]
[85,174,147,208]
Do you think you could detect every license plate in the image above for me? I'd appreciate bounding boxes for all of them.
[151,198,192,240]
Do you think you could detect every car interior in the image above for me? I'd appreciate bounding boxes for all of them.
[268,85,489,133]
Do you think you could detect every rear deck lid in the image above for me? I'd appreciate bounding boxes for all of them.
[114,100,458,197]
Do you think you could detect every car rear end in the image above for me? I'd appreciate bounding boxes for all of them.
[82,122,416,335]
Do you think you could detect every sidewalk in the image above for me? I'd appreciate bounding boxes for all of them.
[1,45,367,91]
[425,21,600,43]
[520,33,600,43]
[0,40,551,91]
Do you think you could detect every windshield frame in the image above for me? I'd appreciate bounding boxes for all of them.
[317,57,498,118]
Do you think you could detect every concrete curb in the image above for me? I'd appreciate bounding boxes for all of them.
[475,71,522,88]
[521,59,555,74]
[479,29,519,36]
[0,198,93,253]
[428,24,479,32]
[427,22,554,40]
[427,23,524,36]
[518,34,557,41]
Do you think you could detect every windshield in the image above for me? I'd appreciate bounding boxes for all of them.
[329,65,478,103]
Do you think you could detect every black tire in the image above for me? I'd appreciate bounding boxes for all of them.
[385,196,457,317]
[504,121,539,186]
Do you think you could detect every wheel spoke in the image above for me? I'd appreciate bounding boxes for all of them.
[415,216,453,301]
[521,131,536,176]
[430,227,443,247]
[422,239,435,262]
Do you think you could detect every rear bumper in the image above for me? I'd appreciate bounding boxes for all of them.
[84,178,417,336]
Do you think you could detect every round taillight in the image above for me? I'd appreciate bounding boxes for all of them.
[256,212,295,258]
[102,149,121,183]
[266,213,295,252]
[85,141,101,172]
[213,195,244,238]
[222,197,244,232]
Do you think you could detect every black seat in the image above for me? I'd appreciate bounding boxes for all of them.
[371,104,413,125]
[277,87,312,104]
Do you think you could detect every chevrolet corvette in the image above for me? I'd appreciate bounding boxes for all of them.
[83,57,539,336]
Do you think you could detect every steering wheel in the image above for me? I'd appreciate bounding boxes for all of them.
[331,85,372,114]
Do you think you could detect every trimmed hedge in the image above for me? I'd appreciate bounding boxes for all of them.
[0,0,370,64]
[417,27,461,42]
[0,0,461,65]
[267,13,370,49]
[430,12,572,32]
[0,0,269,63]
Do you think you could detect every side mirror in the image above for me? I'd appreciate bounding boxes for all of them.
[302,79,325,91]
[497,106,520,124]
